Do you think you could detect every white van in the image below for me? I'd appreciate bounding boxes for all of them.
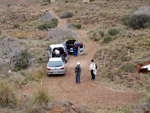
[47,44,69,63]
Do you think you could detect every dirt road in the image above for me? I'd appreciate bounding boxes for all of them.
[20,10,141,112]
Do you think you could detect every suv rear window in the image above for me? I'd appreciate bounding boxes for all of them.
[48,61,63,67]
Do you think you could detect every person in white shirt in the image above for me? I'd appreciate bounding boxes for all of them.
[54,49,60,57]
[89,59,96,80]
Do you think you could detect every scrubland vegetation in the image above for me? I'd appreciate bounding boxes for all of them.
[0,0,150,112]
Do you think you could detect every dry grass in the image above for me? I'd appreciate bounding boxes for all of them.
[0,80,18,107]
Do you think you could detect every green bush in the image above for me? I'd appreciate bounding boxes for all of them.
[108,28,119,36]
[128,14,150,29]
[60,12,73,19]
[99,31,105,37]
[111,106,132,113]
[43,0,50,4]
[14,50,32,70]
[38,57,43,63]
[0,81,18,107]
[38,18,58,30]
[33,89,50,105]
[144,22,150,28]
[65,0,68,3]
[122,63,135,73]
[90,0,94,2]
[71,24,82,29]
[40,3,48,6]
[94,37,100,41]
[47,0,50,3]
[122,16,130,26]
[14,24,20,28]
[103,36,112,43]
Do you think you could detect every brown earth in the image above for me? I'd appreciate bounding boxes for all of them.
[19,9,142,113]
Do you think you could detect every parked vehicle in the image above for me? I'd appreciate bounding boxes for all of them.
[65,40,76,54]
[47,44,68,63]
[47,58,65,75]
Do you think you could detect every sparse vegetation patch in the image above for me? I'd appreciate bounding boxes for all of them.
[122,63,135,73]
[33,88,50,105]
[0,80,18,107]
[71,24,82,29]
[103,36,112,43]
[60,12,73,19]
[38,18,58,30]
[108,28,119,36]
[128,14,150,29]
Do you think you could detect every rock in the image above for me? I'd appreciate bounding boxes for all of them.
[59,100,73,107]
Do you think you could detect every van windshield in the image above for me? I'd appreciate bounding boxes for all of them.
[48,61,63,67]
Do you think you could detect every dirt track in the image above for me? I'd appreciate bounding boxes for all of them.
[20,10,142,112]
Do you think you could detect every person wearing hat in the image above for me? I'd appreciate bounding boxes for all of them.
[75,62,81,83]
[89,59,97,80]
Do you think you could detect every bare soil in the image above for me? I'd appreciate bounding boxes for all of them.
[19,10,142,113]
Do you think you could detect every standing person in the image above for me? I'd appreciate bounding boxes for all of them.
[73,43,77,56]
[89,59,96,80]
[76,42,80,56]
[74,43,78,56]
[79,41,83,55]
[75,62,81,83]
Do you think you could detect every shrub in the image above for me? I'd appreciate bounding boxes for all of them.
[21,70,44,85]
[65,0,68,3]
[38,57,43,63]
[38,18,58,30]
[108,28,119,36]
[128,14,150,29]
[33,89,50,105]
[60,12,73,19]
[14,49,32,70]
[0,81,18,107]
[99,31,105,37]
[141,93,150,102]
[144,22,150,28]
[122,16,130,26]
[90,0,94,2]
[44,27,77,42]
[122,63,135,73]
[94,37,100,41]
[92,33,100,41]
[14,24,20,28]
[103,36,112,43]
[40,3,48,6]
[47,0,51,3]
[71,24,82,29]
[111,106,132,113]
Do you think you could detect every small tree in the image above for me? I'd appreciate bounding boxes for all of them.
[0,37,33,70]
[128,14,150,29]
